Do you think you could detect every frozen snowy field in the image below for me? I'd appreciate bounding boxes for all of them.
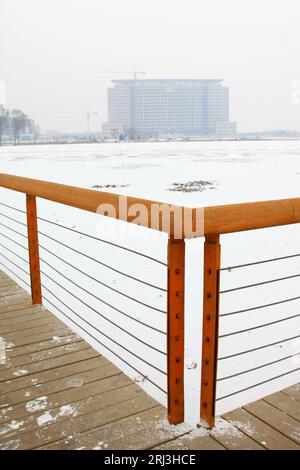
[0,140,300,425]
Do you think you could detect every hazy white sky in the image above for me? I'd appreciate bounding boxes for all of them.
[0,0,299,133]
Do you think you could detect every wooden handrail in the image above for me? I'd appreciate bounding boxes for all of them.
[1,173,300,237]
[204,198,300,235]
[0,173,191,237]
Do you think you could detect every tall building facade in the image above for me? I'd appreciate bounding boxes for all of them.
[103,79,236,138]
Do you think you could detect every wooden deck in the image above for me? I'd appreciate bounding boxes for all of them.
[0,270,300,451]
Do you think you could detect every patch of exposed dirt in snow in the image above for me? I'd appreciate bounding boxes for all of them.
[168,180,217,193]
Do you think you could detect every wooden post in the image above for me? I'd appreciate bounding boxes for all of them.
[167,237,185,424]
[26,195,42,305]
[200,235,221,428]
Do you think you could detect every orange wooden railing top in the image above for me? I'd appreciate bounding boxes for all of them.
[1,172,300,237]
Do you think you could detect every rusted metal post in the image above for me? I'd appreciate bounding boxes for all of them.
[26,195,42,305]
[200,235,221,428]
[167,237,185,424]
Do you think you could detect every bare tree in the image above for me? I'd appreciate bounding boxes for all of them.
[11,109,28,145]
[0,105,9,145]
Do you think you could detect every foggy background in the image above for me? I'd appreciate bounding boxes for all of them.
[0,0,299,133]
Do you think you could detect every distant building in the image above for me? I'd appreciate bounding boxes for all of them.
[103,79,236,139]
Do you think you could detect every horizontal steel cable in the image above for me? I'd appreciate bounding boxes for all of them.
[220,272,300,294]
[220,295,300,317]
[217,352,300,382]
[37,230,166,312]
[41,282,167,377]
[0,201,167,266]
[37,229,166,295]
[0,218,166,328]
[0,217,166,316]
[219,312,300,338]
[221,252,300,271]
[0,260,30,288]
[216,366,300,401]
[219,333,300,361]
[0,211,27,227]
[38,246,166,335]
[39,261,166,354]
[42,292,167,395]
[0,230,29,251]
[0,221,27,239]
[0,242,29,265]
[0,211,166,294]
[0,252,29,277]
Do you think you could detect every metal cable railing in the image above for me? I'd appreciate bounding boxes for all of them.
[0,208,166,293]
[0,201,167,266]
[0,206,168,399]
[216,251,300,407]
[0,210,167,311]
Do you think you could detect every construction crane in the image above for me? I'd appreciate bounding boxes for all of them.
[55,110,98,135]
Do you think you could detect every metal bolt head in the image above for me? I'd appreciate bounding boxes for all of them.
[207,292,212,299]
[175,268,180,274]
[206,314,211,321]
[175,335,180,341]
[202,402,208,408]
[175,378,181,384]
[176,313,181,319]
[204,358,209,365]
[176,291,181,297]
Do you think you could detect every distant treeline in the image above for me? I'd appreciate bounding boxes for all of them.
[0,106,40,145]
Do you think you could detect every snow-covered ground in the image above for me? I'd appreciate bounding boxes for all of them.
[0,140,300,425]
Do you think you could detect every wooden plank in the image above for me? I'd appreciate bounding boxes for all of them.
[0,315,60,334]
[0,286,25,297]
[5,333,81,358]
[39,406,165,450]
[223,407,300,450]
[154,435,225,451]
[0,327,75,349]
[26,195,42,305]
[167,237,185,424]
[0,393,158,450]
[0,360,111,407]
[281,384,300,402]
[200,235,221,428]
[244,400,300,446]
[0,378,136,441]
[210,419,264,450]
[0,294,29,306]
[263,391,300,422]
[1,340,88,369]
[0,302,33,314]
[0,309,50,326]
[2,320,69,342]
[0,348,99,382]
